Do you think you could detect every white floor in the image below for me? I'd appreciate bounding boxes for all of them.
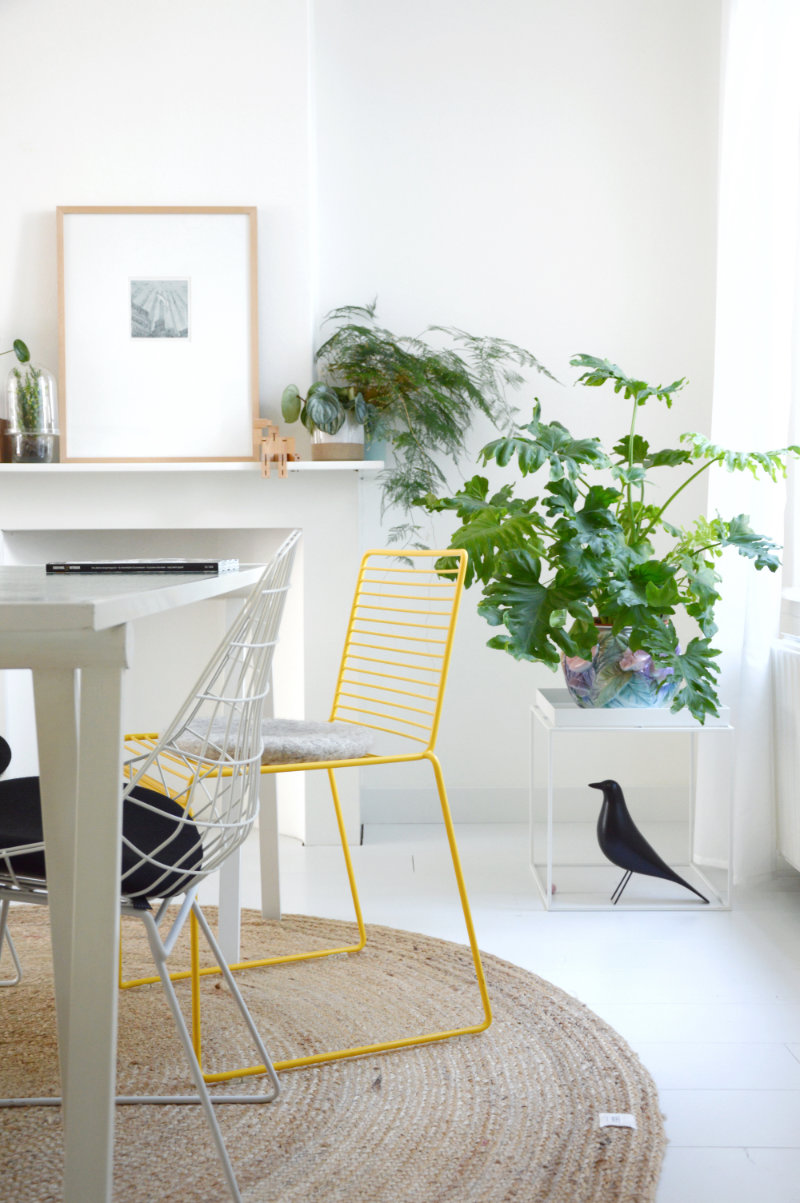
[221,820,800,1203]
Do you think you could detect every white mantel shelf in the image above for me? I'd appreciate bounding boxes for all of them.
[0,454,379,846]
[0,460,383,473]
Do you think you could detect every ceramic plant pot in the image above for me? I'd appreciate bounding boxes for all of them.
[561,625,678,709]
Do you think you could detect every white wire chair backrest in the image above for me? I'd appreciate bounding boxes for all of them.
[329,549,467,753]
[120,531,300,900]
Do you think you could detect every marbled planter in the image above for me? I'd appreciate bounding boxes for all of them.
[561,625,678,709]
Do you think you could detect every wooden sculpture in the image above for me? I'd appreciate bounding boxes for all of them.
[254,419,299,478]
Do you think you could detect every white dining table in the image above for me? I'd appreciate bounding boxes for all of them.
[0,563,266,1203]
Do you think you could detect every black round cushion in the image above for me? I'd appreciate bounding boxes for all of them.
[0,776,203,901]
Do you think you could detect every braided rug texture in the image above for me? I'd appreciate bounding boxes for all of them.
[0,909,665,1202]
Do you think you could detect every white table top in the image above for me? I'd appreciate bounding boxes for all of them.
[0,564,266,632]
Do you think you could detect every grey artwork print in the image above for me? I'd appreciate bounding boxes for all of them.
[130,279,190,339]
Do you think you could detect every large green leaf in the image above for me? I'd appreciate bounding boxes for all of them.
[644,579,680,610]
[669,638,721,722]
[611,463,648,487]
[542,477,581,514]
[634,624,720,721]
[721,514,781,570]
[532,423,609,481]
[680,562,720,634]
[570,354,686,407]
[611,434,650,463]
[281,384,302,423]
[305,383,345,434]
[645,447,694,468]
[681,432,800,480]
[482,404,608,482]
[551,486,623,555]
[423,475,498,518]
[610,438,692,470]
[481,435,543,473]
[478,550,595,665]
[598,560,679,627]
[445,502,543,587]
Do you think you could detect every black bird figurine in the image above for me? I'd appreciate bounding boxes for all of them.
[589,779,709,904]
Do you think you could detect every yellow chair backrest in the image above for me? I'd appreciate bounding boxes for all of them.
[330,549,467,752]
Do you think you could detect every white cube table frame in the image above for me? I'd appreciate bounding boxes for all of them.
[530,689,733,911]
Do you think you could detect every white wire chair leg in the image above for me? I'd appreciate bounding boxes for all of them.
[140,909,239,1203]
[137,904,278,1203]
[182,902,284,1093]
[0,899,280,1202]
[0,899,22,986]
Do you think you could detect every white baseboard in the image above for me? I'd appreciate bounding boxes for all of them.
[360,786,528,825]
[361,783,692,827]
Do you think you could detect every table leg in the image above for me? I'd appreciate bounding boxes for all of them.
[217,774,281,959]
[259,773,281,920]
[34,662,126,1203]
[217,846,242,962]
[32,669,80,1085]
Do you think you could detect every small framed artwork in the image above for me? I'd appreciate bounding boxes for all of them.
[57,206,259,462]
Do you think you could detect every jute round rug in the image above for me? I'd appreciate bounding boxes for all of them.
[0,909,665,1202]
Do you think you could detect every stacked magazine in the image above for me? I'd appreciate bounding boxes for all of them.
[45,558,240,575]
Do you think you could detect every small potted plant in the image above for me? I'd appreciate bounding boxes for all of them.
[2,337,59,463]
[282,303,551,537]
[280,381,370,461]
[423,354,799,722]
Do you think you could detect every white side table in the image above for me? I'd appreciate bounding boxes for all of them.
[530,688,733,910]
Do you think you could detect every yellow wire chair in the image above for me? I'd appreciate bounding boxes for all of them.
[0,531,300,1203]
[185,546,493,1077]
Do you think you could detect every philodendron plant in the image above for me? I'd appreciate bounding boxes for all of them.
[423,354,799,722]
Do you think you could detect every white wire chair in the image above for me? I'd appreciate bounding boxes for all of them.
[0,736,21,987]
[0,897,21,986]
[0,530,300,1203]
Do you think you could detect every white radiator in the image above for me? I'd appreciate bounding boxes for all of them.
[771,637,800,871]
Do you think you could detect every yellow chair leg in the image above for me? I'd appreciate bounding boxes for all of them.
[120,767,367,992]
[196,767,369,1082]
[223,768,367,973]
[270,752,491,1071]
[126,753,491,1081]
[200,753,492,1078]
[427,751,493,1031]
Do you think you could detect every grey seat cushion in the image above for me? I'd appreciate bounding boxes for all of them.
[260,718,374,764]
[175,717,374,766]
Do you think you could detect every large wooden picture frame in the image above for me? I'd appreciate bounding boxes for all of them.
[57,206,258,462]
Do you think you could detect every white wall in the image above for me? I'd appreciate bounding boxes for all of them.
[0,0,723,827]
[312,0,723,820]
[0,0,315,404]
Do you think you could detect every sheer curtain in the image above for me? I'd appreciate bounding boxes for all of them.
[696,0,800,881]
